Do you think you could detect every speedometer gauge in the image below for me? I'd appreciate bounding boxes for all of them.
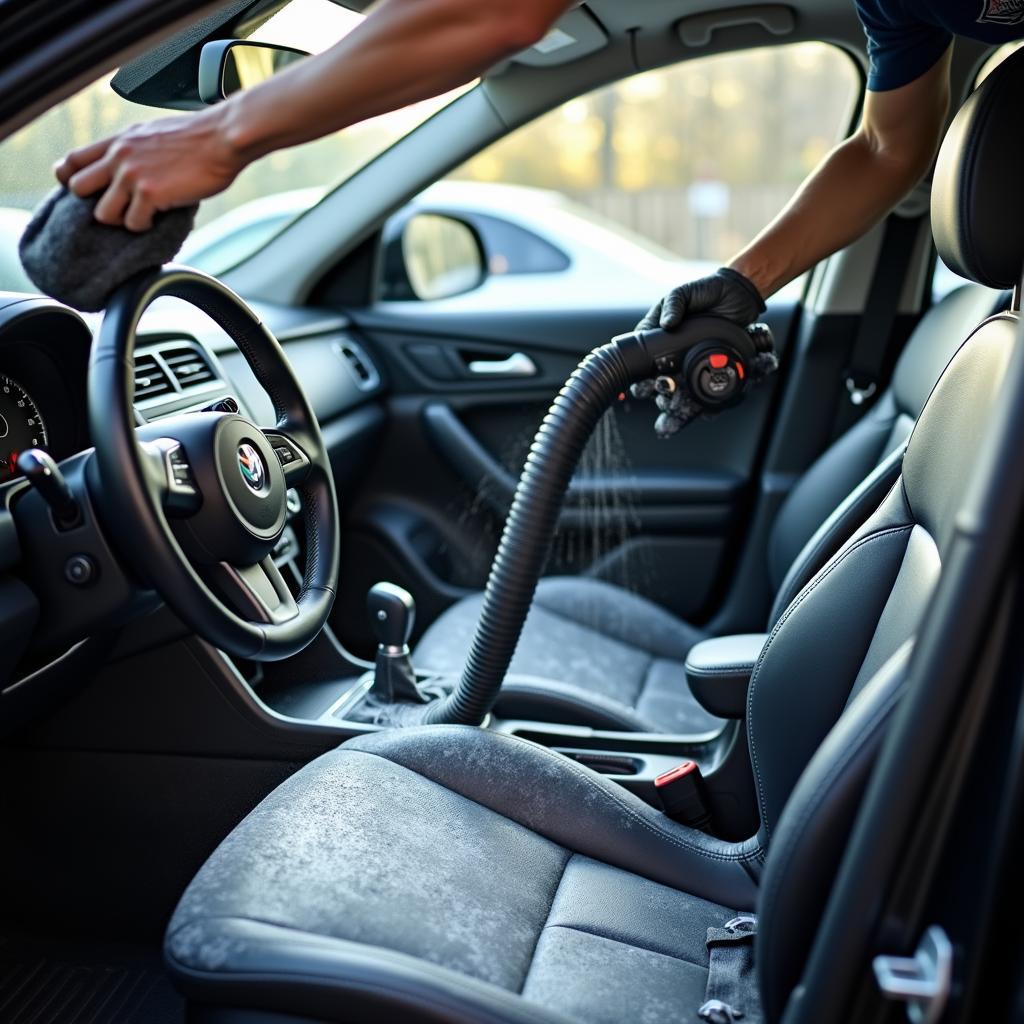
[0,375,48,482]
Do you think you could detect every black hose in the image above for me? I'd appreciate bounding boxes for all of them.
[423,341,635,725]
[423,318,755,726]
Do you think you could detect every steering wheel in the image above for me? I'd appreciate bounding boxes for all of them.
[88,266,339,661]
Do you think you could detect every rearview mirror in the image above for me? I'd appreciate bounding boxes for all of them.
[382,214,487,301]
[198,40,309,103]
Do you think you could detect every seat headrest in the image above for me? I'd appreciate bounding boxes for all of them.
[931,47,1024,291]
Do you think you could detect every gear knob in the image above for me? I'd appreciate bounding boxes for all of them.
[368,582,415,651]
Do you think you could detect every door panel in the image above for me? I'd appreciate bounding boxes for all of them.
[330,298,798,657]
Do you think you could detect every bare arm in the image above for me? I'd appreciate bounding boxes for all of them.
[729,47,953,298]
[56,0,571,230]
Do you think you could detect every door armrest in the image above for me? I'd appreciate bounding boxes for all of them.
[685,633,768,719]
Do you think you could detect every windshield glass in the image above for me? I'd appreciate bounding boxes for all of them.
[0,0,471,284]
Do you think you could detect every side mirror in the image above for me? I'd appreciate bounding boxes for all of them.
[198,40,309,103]
[382,213,487,301]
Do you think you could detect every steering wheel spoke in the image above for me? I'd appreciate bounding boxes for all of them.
[262,429,311,486]
[206,556,299,625]
[140,436,202,517]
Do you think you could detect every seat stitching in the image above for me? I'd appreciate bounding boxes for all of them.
[352,743,763,865]
[536,922,714,971]
[770,448,905,621]
[519,851,574,994]
[747,524,913,840]
[685,665,756,675]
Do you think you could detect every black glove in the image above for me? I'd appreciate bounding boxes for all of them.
[637,267,765,332]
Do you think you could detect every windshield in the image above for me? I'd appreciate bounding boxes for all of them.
[0,0,471,283]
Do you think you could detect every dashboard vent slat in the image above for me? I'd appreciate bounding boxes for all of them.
[162,345,217,390]
[332,338,380,392]
[133,354,174,400]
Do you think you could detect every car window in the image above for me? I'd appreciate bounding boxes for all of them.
[932,41,1024,303]
[0,0,472,287]
[440,43,858,299]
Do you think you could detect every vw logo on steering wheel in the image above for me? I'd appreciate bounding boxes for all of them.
[237,442,267,493]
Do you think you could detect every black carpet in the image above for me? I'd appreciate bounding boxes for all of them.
[0,933,182,1023]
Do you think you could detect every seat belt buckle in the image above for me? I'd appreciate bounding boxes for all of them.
[845,373,878,407]
[654,760,712,831]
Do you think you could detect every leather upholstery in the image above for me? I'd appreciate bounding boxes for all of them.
[757,642,912,1021]
[931,46,1024,290]
[685,633,767,718]
[416,284,1003,733]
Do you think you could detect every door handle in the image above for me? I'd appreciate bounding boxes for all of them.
[465,352,537,377]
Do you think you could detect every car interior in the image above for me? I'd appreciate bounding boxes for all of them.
[1,1,1024,1023]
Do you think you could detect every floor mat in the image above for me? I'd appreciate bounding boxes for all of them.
[0,935,183,1024]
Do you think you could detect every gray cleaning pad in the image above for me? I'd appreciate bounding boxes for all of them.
[18,186,198,312]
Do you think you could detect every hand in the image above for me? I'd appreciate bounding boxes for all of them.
[637,267,765,332]
[54,110,245,232]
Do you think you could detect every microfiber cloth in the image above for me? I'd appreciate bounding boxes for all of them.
[18,186,198,312]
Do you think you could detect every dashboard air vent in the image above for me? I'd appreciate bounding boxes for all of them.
[333,338,380,391]
[133,353,174,401]
[162,344,216,390]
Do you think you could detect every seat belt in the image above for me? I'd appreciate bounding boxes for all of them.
[831,213,923,439]
[698,915,761,1024]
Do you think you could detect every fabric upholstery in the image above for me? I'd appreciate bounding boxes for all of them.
[416,285,1003,734]
[167,727,750,1024]
[416,577,715,733]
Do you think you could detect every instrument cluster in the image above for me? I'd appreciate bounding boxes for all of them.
[0,298,92,487]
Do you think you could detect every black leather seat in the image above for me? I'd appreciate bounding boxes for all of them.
[165,51,1024,1024]
[415,286,1003,733]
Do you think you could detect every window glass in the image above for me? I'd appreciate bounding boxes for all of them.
[0,0,472,282]
[442,43,858,297]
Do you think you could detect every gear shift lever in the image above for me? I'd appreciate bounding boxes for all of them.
[369,581,415,652]
[367,582,427,704]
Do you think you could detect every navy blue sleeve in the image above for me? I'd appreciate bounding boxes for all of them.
[855,0,952,91]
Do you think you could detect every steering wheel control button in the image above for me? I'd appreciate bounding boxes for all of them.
[64,553,96,586]
[264,431,310,481]
[152,439,201,516]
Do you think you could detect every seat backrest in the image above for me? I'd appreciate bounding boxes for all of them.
[765,283,1004,608]
[752,42,1024,1021]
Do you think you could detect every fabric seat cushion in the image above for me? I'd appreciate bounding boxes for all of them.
[415,577,714,733]
[166,727,759,1024]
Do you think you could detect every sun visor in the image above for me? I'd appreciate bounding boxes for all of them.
[511,6,608,68]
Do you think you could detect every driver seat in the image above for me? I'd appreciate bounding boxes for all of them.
[164,52,1024,1024]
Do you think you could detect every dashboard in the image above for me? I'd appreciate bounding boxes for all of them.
[0,291,385,489]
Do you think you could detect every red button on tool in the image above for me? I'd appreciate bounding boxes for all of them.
[708,353,729,369]
[655,761,699,788]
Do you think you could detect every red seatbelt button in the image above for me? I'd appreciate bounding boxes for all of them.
[655,761,699,787]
